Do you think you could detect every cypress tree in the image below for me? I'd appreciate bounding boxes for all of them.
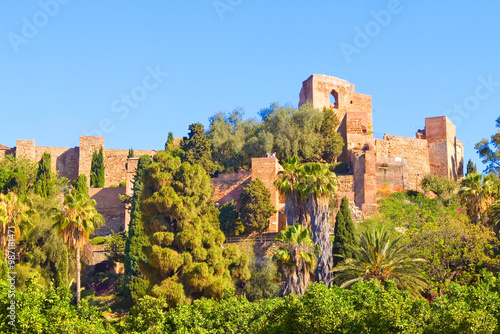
[128,148,135,158]
[56,247,69,288]
[72,174,89,197]
[332,196,356,265]
[123,154,152,303]
[140,151,249,307]
[34,152,55,198]
[466,159,477,176]
[165,132,175,151]
[90,147,105,188]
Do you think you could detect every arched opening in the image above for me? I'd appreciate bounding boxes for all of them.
[330,90,339,109]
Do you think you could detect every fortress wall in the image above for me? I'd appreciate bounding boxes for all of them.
[90,187,126,236]
[35,146,79,180]
[104,149,154,187]
[212,171,252,205]
[16,139,36,160]
[251,158,282,233]
[79,136,104,186]
[375,136,430,190]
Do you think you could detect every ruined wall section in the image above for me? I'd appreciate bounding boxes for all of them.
[90,187,126,236]
[375,135,430,190]
[103,149,154,187]
[35,146,79,180]
[212,171,251,205]
[78,136,104,186]
[425,116,463,179]
[251,157,283,233]
[16,140,36,160]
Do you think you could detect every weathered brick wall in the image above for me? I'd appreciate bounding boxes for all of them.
[212,171,252,205]
[103,149,154,187]
[90,187,126,236]
[375,135,430,190]
[16,139,36,160]
[251,158,283,233]
[35,146,79,180]
[79,136,104,186]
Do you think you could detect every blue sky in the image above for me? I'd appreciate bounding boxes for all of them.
[1,1,500,171]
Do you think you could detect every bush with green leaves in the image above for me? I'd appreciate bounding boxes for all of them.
[0,275,111,333]
[121,273,500,334]
[218,200,244,238]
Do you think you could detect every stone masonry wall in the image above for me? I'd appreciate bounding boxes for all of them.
[375,135,430,190]
[103,149,154,187]
[79,136,104,186]
[90,187,126,236]
[35,146,79,181]
[212,171,252,205]
[251,157,283,233]
[16,139,36,160]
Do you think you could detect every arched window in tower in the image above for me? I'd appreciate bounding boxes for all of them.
[330,90,339,109]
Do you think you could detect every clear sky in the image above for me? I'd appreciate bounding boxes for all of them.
[1,1,500,171]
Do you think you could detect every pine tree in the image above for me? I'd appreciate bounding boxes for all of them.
[466,159,477,176]
[90,147,105,188]
[181,123,221,175]
[332,196,356,266]
[34,152,56,198]
[239,178,276,237]
[123,154,152,303]
[140,151,249,307]
[72,174,89,197]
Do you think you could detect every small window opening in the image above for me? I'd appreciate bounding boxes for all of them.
[330,90,339,109]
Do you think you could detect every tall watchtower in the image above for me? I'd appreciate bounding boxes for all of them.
[298,74,373,163]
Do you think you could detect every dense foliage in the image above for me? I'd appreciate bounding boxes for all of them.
[208,103,344,173]
[121,275,500,334]
[238,179,276,237]
[33,152,58,198]
[139,151,250,307]
[218,200,244,238]
[181,123,221,175]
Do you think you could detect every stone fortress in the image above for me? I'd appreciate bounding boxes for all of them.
[0,74,464,236]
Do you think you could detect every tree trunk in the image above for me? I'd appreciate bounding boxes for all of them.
[308,195,333,286]
[280,248,311,297]
[285,191,299,226]
[76,247,81,306]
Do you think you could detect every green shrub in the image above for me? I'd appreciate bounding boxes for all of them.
[90,236,107,245]
[119,181,126,187]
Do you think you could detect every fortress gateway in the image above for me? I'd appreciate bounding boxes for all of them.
[0,75,463,235]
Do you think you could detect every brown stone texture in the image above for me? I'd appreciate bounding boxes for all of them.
[251,157,283,233]
[16,139,36,160]
[212,171,252,205]
[35,146,79,180]
[375,135,431,190]
[79,136,104,186]
[103,149,154,187]
[89,187,126,237]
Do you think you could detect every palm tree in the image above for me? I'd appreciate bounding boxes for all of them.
[52,192,104,305]
[458,173,494,224]
[302,162,338,286]
[0,192,36,253]
[274,156,309,228]
[273,223,318,296]
[332,228,428,297]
